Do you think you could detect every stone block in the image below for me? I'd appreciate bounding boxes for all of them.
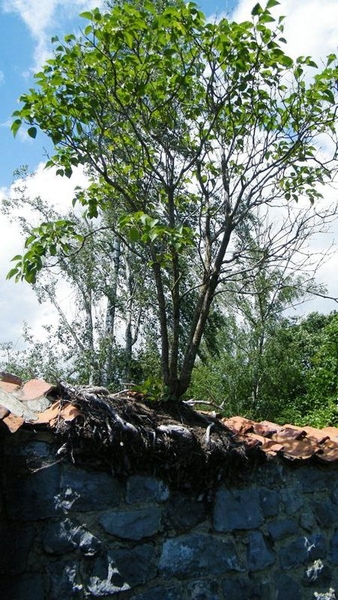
[47,560,83,600]
[280,534,327,569]
[126,475,169,503]
[6,463,61,519]
[274,571,301,600]
[159,533,243,578]
[222,576,261,599]
[259,488,280,517]
[164,492,207,531]
[59,466,121,511]
[0,573,45,600]
[131,585,184,600]
[0,525,35,574]
[296,466,335,493]
[330,529,338,564]
[186,579,220,599]
[303,559,332,587]
[267,519,298,541]
[247,531,275,572]
[312,499,337,528]
[99,506,162,540]
[213,488,263,532]
[43,518,101,556]
[280,486,304,516]
[84,544,156,595]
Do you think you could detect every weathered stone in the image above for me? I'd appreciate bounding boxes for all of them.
[0,525,35,574]
[299,509,316,532]
[330,529,338,564]
[259,489,280,518]
[6,463,61,519]
[247,531,275,572]
[213,488,263,532]
[84,544,156,596]
[0,573,45,600]
[59,465,121,511]
[131,585,184,600]
[99,507,161,540]
[297,466,335,493]
[164,492,207,531]
[280,534,327,569]
[303,559,332,587]
[43,518,101,556]
[313,589,336,600]
[312,499,337,528]
[280,486,304,516]
[159,533,243,577]
[222,577,261,599]
[47,561,83,600]
[267,519,298,541]
[126,475,169,504]
[186,579,220,599]
[274,571,301,600]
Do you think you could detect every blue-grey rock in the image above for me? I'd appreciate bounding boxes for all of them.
[6,463,61,519]
[159,533,243,577]
[59,466,121,511]
[99,506,161,540]
[47,561,83,600]
[299,509,316,532]
[0,525,35,574]
[259,489,280,517]
[280,534,327,569]
[43,518,101,556]
[312,499,337,528]
[274,571,301,600]
[126,475,169,503]
[84,544,156,595]
[267,519,298,541]
[131,585,184,600]
[213,488,263,532]
[222,577,261,599]
[280,486,304,516]
[303,559,332,587]
[330,529,338,564]
[164,492,207,531]
[297,467,335,493]
[186,579,220,599]
[247,531,275,572]
[0,574,45,600]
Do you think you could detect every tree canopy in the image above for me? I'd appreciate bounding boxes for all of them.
[9,0,338,400]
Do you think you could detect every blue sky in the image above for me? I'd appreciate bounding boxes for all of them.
[0,0,338,347]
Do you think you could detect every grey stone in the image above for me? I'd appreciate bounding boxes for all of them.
[247,531,274,572]
[303,559,332,587]
[312,499,337,528]
[280,486,304,516]
[47,561,83,600]
[0,525,35,574]
[274,572,301,600]
[296,467,335,493]
[330,529,338,564]
[280,534,327,569]
[222,577,261,599]
[186,580,220,599]
[314,589,336,600]
[99,506,161,540]
[267,519,298,541]
[259,489,280,517]
[213,488,263,532]
[43,518,101,556]
[126,475,169,503]
[5,440,52,458]
[131,585,184,600]
[164,492,207,531]
[59,466,121,511]
[159,533,243,577]
[0,573,45,600]
[6,462,61,519]
[300,509,316,532]
[85,544,156,595]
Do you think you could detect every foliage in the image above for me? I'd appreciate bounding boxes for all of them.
[9,0,338,399]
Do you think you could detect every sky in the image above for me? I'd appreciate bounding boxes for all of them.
[0,0,338,348]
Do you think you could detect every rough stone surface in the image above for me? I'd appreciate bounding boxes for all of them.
[159,533,243,577]
[59,466,121,511]
[222,576,262,599]
[247,531,275,572]
[267,519,298,541]
[43,518,101,556]
[6,462,61,519]
[0,525,35,573]
[0,573,45,600]
[280,534,327,569]
[99,507,162,540]
[213,488,263,532]
[126,475,169,504]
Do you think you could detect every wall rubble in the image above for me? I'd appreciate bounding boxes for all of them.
[1,431,338,600]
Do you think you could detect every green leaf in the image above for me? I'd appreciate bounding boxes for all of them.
[11,119,22,137]
[251,3,263,16]
[266,0,280,8]
[27,126,37,139]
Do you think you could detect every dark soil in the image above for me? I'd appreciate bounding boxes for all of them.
[51,382,266,493]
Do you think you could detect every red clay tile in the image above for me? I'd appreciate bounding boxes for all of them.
[252,421,278,437]
[222,416,254,435]
[316,439,338,462]
[278,437,318,460]
[302,426,330,445]
[18,379,55,402]
[2,413,25,433]
[33,401,82,425]
[0,372,23,385]
[320,427,338,443]
[0,381,21,394]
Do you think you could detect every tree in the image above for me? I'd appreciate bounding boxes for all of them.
[9,0,338,400]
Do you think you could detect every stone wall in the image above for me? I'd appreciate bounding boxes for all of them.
[1,430,338,600]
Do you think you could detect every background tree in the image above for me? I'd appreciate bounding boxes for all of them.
[9,0,338,400]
